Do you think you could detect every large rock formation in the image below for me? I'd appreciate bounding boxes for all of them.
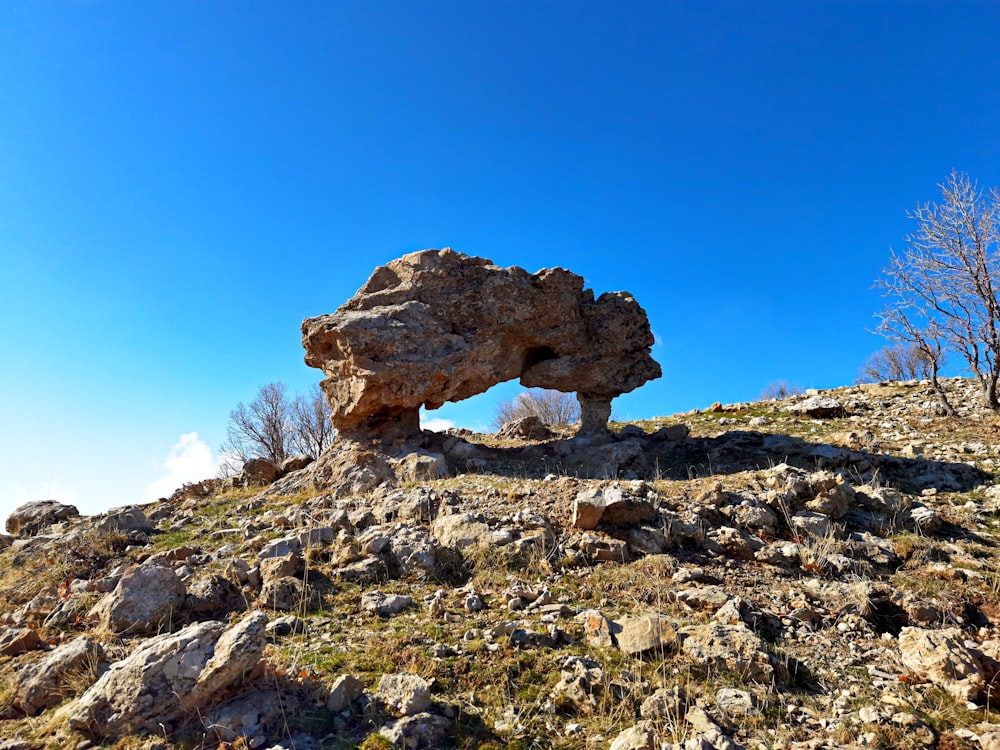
[302,249,661,440]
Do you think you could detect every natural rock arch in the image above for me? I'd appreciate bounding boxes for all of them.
[302,249,661,441]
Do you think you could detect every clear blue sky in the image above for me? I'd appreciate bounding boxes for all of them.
[2,1,999,519]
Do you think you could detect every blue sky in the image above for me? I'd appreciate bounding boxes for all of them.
[2,1,999,519]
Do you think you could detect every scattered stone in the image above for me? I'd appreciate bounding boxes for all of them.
[203,686,281,743]
[258,576,305,611]
[497,416,556,441]
[579,609,615,647]
[379,713,452,747]
[786,396,846,418]
[376,673,432,716]
[615,615,677,657]
[326,675,365,713]
[609,723,655,750]
[361,591,414,617]
[551,655,605,714]
[431,512,493,550]
[572,486,655,529]
[681,623,773,683]
[96,507,154,535]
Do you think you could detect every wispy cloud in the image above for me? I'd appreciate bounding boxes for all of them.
[143,432,220,502]
[421,417,457,432]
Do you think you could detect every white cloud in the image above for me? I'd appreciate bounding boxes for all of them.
[421,417,457,432]
[143,432,220,502]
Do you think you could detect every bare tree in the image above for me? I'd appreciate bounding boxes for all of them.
[876,171,1000,411]
[492,388,580,430]
[855,343,935,384]
[221,382,294,464]
[291,383,336,457]
[758,380,804,401]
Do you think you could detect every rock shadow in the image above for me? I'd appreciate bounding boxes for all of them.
[445,428,990,495]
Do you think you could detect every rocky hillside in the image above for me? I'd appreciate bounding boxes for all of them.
[3,378,1000,750]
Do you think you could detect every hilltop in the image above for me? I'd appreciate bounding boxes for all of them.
[3,377,1000,750]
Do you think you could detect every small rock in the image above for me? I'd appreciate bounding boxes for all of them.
[361,591,414,618]
[615,615,677,657]
[326,674,365,712]
[377,673,432,716]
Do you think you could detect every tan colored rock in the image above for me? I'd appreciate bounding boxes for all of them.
[579,609,615,648]
[615,615,677,657]
[302,249,660,440]
[610,723,656,750]
[0,627,42,656]
[497,415,556,441]
[326,674,365,713]
[431,512,493,551]
[899,626,984,702]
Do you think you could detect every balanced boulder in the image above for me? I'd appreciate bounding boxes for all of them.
[301,249,660,440]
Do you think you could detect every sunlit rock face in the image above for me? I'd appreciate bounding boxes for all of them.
[302,248,661,440]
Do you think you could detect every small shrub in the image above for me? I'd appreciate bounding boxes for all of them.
[758,380,804,401]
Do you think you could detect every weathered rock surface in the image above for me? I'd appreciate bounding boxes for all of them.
[89,562,186,634]
[68,611,267,738]
[5,500,79,536]
[376,672,432,716]
[95,506,154,535]
[14,637,105,715]
[572,485,656,529]
[681,623,774,683]
[899,626,985,701]
[615,615,677,657]
[6,376,1000,750]
[301,249,660,439]
[0,627,42,656]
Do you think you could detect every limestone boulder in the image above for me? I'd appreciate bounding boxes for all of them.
[786,396,846,418]
[610,724,656,750]
[0,627,42,656]
[89,562,187,634]
[14,637,105,715]
[681,623,774,683]
[379,713,452,747]
[301,249,660,440]
[376,672,432,716]
[96,506,154,535]
[239,458,280,486]
[68,611,267,738]
[615,615,677,657]
[899,626,984,702]
[326,674,365,713]
[431,512,493,551]
[572,486,655,529]
[6,500,79,536]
